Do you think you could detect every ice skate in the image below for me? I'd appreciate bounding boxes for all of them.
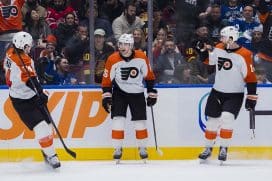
[41,151,61,169]
[198,147,213,163]
[113,147,122,164]
[138,147,148,163]
[218,146,228,165]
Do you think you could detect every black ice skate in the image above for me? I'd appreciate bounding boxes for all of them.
[198,147,213,162]
[218,146,228,164]
[138,147,148,163]
[41,151,61,169]
[113,147,122,164]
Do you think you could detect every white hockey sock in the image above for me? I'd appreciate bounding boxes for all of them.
[34,121,56,157]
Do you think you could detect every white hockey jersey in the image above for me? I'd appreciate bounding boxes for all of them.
[3,47,36,99]
[102,50,155,93]
[208,43,257,93]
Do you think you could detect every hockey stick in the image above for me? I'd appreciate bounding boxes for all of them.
[14,47,76,158]
[249,109,272,139]
[150,106,163,156]
[249,109,256,138]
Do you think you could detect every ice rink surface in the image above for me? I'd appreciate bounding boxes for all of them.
[1,159,272,181]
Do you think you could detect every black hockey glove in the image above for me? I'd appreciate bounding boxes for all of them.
[146,89,158,107]
[102,92,112,113]
[245,95,258,110]
[33,90,49,107]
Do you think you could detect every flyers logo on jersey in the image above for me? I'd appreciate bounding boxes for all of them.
[218,57,232,71]
[120,67,139,80]
[1,6,18,18]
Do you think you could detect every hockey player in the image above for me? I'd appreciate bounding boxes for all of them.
[197,26,257,164]
[3,31,61,169]
[101,33,157,163]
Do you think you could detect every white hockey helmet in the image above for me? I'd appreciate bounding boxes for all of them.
[118,33,134,49]
[220,26,239,42]
[12,31,33,50]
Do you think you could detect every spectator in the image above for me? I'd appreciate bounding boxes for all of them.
[64,23,89,83]
[46,0,78,30]
[98,0,124,23]
[36,34,59,84]
[231,5,261,42]
[204,4,227,44]
[68,0,87,20]
[135,0,148,33]
[94,28,115,84]
[255,0,272,81]
[152,27,168,60]
[255,65,271,84]
[238,24,263,52]
[0,0,25,55]
[21,0,47,22]
[0,0,25,84]
[81,4,113,39]
[221,0,243,23]
[175,0,210,47]
[135,0,147,17]
[251,25,263,54]
[24,10,51,47]
[154,37,186,84]
[190,23,211,83]
[39,0,51,8]
[132,28,147,52]
[54,12,78,52]
[112,0,144,40]
[174,63,202,84]
[152,7,167,39]
[258,0,272,41]
[64,23,89,65]
[161,2,176,33]
[44,56,77,85]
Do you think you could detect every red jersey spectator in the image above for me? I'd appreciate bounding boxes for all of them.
[46,0,78,30]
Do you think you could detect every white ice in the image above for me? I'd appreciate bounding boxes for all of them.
[1,159,272,181]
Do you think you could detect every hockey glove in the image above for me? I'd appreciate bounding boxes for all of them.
[33,90,49,107]
[245,94,258,110]
[102,92,112,113]
[146,89,158,107]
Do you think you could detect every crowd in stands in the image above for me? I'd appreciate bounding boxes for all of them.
[0,0,272,85]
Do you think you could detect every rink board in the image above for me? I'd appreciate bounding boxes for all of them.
[1,85,272,161]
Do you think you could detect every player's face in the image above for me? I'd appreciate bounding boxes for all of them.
[220,35,232,45]
[24,45,32,54]
[118,42,132,57]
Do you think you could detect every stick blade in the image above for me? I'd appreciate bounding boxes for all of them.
[156,148,163,156]
[66,148,77,159]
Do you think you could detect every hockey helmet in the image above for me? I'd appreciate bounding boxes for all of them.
[118,33,134,49]
[220,26,239,42]
[12,31,33,50]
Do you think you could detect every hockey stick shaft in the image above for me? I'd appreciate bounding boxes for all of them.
[253,110,272,115]
[249,109,272,130]
[150,106,163,155]
[14,47,76,158]
[249,109,272,139]
[249,109,255,130]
